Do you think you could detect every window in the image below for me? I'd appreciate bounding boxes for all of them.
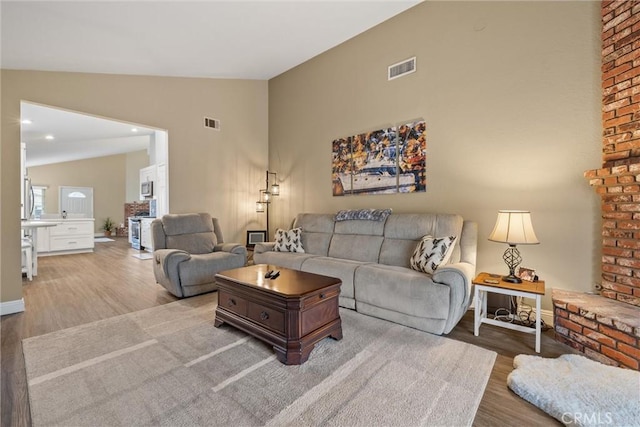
[32,186,46,219]
[59,186,93,218]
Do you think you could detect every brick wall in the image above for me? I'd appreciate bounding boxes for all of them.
[553,290,639,370]
[585,0,640,307]
[565,1,640,368]
[117,201,150,237]
[124,201,150,219]
[586,164,640,306]
[601,0,640,166]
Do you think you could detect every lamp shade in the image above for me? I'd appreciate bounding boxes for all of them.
[488,210,539,245]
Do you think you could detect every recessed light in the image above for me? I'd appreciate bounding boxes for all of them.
[21,119,32,124]
[45,135,54,140]
[131,128,138,132]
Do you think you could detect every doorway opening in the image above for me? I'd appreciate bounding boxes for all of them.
[20,101,169,230]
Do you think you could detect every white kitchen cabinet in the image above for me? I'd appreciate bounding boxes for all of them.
[36,227,50,252]
[40,219,95,255]
[140,218,154,251]
[155,162,168,216]
[139,165,156,199]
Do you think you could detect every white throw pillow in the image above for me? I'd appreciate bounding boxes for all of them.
[410,235,457,274]
[274,227,305,253]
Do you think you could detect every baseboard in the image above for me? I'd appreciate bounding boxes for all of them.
[541,309,553,327]
[0,298,25,316]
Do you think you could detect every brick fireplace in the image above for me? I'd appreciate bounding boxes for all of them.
[553,0,640,370]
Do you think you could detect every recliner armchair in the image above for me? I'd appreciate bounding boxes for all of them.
[151,213,247,297]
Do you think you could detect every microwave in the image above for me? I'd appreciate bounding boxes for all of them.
[141,181,153,197]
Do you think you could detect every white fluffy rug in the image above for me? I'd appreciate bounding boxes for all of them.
[507,354,640,427]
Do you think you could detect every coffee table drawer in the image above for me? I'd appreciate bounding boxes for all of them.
[302,288,339,308]
[219,291,248,316]
[247,302,285,333]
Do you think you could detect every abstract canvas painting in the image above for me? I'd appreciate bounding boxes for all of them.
[332,120,426,196]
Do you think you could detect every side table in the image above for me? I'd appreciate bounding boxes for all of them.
[472,272,546,353]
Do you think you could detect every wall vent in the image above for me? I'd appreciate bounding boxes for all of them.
[388,57,416,81]
[204,117,220,130]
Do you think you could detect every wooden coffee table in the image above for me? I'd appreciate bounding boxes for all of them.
[214,264,343,365]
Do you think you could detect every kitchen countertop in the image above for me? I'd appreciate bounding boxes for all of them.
[28,217,95,222]
[21,220,60,227]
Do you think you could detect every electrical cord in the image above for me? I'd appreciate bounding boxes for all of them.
[492,296,551,331]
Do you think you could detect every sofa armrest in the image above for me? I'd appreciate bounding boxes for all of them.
[432,261,476,334]
[215,243,247,257]
[154,249,191,284]
[254,242,276,254]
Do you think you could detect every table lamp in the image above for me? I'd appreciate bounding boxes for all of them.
[488,210,539,283]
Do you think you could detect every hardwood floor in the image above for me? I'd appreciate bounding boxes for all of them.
[1,238,177,427]
[1,238,572,426]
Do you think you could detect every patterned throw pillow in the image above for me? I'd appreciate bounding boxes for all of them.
[410,235,457,274]
[274,228,305,253]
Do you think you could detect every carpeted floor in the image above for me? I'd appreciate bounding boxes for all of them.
[23,293,497,426]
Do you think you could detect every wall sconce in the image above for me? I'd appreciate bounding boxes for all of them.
[255,171,280,238]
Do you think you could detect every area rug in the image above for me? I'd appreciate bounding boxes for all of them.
[23,294,496,426]
[507,354,640,427]
[131,252,154,260]
[94,237,115,243]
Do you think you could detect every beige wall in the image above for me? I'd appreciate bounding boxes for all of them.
[268,1,602,311]
[28,154,128,232]
[1,71,268,303]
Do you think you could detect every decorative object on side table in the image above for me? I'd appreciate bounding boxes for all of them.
[517,267,536,282]
[488,210,539,283]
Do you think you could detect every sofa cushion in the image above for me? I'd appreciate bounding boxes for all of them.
[354,264,451,320]
[166,233,217,255]
[410,235,457,274]
[253,251,318,270]
[293,214,335,256]
[380,213,463,265]
[328,234,384,262]
[178,252,244,287]
[378,238,417,268]
[274,228,305,253]
[162,213,214,235]
[300,256,369,301]
[162,213,217,254]
[334,218,385,236]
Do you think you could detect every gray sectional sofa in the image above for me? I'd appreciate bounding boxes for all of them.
[253,212,477,335]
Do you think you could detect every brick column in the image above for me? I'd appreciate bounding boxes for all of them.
[601,0,640,166]
[585,1,640,307]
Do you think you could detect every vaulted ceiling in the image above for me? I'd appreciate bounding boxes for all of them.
[4,1,420,166]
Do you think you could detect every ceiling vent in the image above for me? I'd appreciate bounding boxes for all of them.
[204,117,220,130]
[388,57,416,81]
